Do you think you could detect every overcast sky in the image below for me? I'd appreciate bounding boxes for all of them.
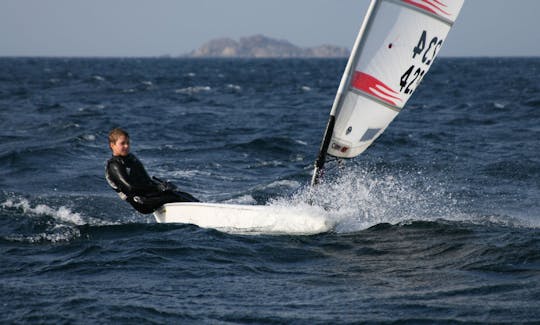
[1,0,538,57]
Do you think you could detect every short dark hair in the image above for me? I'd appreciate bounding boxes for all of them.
[108,128,129,144]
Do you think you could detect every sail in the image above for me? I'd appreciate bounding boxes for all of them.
[326,0,465,158]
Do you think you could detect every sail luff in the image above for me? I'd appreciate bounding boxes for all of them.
[329,0,381,117]
[311,0,381,186]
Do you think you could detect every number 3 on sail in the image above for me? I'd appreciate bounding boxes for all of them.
[311,0,465,186]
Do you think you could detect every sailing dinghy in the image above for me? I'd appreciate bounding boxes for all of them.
[155,0,465,234]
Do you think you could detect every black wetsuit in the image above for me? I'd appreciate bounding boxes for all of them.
[105,153,198,214]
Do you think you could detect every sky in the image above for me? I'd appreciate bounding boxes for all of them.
[1,0,539,57]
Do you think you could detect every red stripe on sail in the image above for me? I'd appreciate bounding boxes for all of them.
[351,72,401,106]
[402,0,450,17]
[431,0,448,7]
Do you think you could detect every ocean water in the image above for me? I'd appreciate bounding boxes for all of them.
[1,57,539,323]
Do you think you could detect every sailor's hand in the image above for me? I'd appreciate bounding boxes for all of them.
[165,181,177,191]
[153,176,177,192]
[158,181,177,192]
[157,182,169,192]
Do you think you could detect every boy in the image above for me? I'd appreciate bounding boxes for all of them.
[105,128,199,214]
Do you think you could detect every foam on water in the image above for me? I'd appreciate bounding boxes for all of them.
[265,180,301,190]
[225,195,258,205]
[226,84,242,91]
[168,169,213,178]
[1,197,118,243]
[82,134,96,141]
[92,75,105,82]
[5,224,82,244]
[2,198,86,226]
[174,86,211,94]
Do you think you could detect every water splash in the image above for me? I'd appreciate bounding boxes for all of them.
[269,165,530,233]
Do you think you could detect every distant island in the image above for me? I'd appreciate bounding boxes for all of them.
[186,35,349,58]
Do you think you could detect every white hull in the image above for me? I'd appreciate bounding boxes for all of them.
[154,202,333,235]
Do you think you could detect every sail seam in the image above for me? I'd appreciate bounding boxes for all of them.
[385,0,455,26]
[349,88,402,113]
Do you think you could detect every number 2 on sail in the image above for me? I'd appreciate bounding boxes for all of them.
[400,66,425,94]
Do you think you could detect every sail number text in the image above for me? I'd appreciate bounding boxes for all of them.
[400,30,443,95]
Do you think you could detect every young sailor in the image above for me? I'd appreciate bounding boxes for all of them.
[105,128,199,214]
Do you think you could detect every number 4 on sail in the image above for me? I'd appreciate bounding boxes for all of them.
[311,0,465,186]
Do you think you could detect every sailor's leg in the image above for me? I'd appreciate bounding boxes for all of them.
[171,190,199,202]
[128,190,200,214]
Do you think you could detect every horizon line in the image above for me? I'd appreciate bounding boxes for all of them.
[1,55,539,59]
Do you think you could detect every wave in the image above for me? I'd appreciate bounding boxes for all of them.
[228,136,298,155]
[1,197,118,243]
[174,86,211,94]
[2,198,87,225]
[226,84,242,91]
[265,180,301,190]
[92,75,105,82]
[224,195,258,205]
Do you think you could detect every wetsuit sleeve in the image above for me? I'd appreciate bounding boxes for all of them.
[132,157,154,185]
[107,160,155,197]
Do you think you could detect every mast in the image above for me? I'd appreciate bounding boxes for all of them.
[310,0,381,186]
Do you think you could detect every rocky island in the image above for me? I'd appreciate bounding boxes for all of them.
[187,35,349,58]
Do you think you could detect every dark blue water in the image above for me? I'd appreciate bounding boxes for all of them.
[1,57,539,323]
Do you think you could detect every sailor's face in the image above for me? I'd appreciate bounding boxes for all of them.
[110,136,130,156]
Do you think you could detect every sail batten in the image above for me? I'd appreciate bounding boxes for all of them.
[350,88,402,113]
[311,0,464,185]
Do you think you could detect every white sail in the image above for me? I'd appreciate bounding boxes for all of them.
[326,0,465,158]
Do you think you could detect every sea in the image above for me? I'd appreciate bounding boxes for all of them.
[0,57,539,324]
